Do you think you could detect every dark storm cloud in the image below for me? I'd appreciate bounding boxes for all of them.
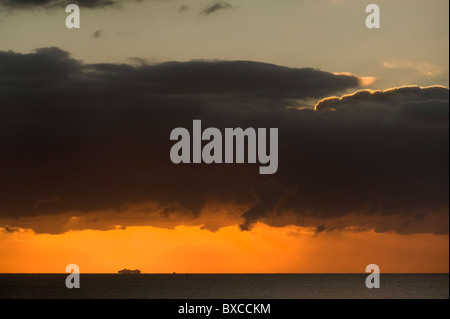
[0,47,448,235]
[2,225,20,233]
[0,0,136,9]
[0,47,359,100]
[239,180,296,231]
[85,62,358,100]
[178,4,189,13]
[315,86,450,111]
[201,1,233,15]
[92,30,104,38]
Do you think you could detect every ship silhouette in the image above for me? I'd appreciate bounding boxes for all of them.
[118,268,141,274]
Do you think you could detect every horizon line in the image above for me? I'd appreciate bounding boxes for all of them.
[1,272,448,275]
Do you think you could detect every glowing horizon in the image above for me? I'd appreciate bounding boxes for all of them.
[1,223,448,274]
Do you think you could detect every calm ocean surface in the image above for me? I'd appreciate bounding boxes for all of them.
[0,274,448,299]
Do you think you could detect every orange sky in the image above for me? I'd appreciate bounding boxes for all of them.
[0,223,448,273]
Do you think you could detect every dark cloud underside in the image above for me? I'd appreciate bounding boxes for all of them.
[201,1,233,15]
[0,0,127,9]
[0,47,448,235]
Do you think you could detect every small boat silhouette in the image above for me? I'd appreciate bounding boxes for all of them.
[118,268,141,274]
